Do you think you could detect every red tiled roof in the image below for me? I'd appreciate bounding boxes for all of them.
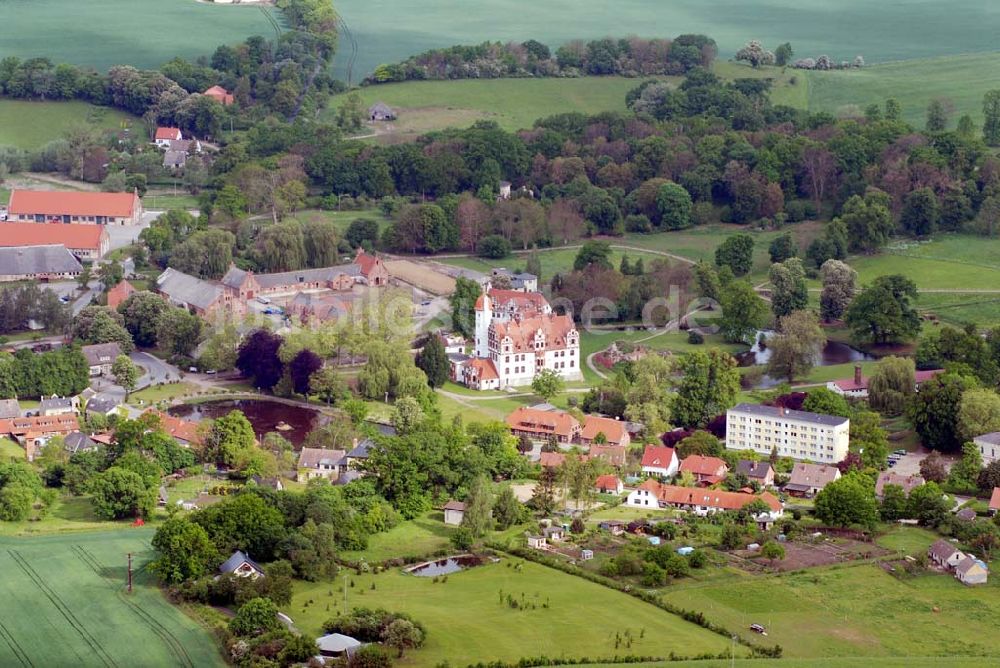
[506,406,579,438]
[639,480,782,512]
[203,85,234,104]
[355,250,382,277]
[0,414,78,435]
[679,455,728,476]
[0,222,107,251]
[589,444,626,467]
[582,415,627,444]
[493,314,576,353]
[145,409,203,445]
[466,357,499,381]
[641,445,677,470]
[875,470,925,497]
[107,280,137,310]
[595,474,621,492]
[991,487,1000,512]
[539,452,566,468]
[833,368,944,392]
[155,127,181,140]
[8,190,139,218]
[486,288,548,313]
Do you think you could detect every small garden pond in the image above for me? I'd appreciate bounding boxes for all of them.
[406,555,489,577]
[168,399,325,447]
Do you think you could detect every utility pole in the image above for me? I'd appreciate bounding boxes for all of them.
[127,552,133,594]
[343,574,348,612]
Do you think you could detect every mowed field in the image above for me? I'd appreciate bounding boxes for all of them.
[0,529,224,667]
[287,557,734,666]
[0,0,276,72]
[0,100,136,149]
[333,0,1000,79]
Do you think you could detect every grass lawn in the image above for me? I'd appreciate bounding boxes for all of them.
[0,436,23,463]
[0,0,275,72]
[284,208,393,235]
[876,526,941,556]
[0,494,136,537]
[661,557,1000,662]
[143,193,201,211]
[0,99,135,149]
[341,510,456,563]
[917,293,1000,328]
[287,558,733,666]
[848,253,1000,291]
[0,528,224,667]
[129,381,197,407]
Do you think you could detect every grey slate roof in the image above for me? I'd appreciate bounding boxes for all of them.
[975,432,1000,445]
[348,438,374,460]
[64,431,96,454]
[729,402,850,427]
[221,265,250,289]
[40,397,73,411]
[0,398,21,419]
[81,342,122,366]
[163,150,187,168]
[736,460,773,480]
[86,394,121,415]
[928,539,961,562]
[298,447,347,469]
[254,263,360,290]
[786,463,840,490]
[0,245,82,277]
[156,268,222,311]
[219,550,264,575]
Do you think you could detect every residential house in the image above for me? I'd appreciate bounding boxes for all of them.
[64,431,97,455]
[0,399,21,419]
[163,149,188,170]
[956,508,978,522]
[6,189,143,225]
[491,268,537,292]
[368,102,395,121]
[595,474,623,495]
[0,414,80,461]
[203,85,234,105]
[219,550,265,580]
[0,244,82,282]
[82,342,123,376]
[86,394,121,417]
[506,406,581,444]
[344,438,373,471]
[144,409,203,447]
[828,365,945,399]
[679,455,728,486]
[784,463,841,498]
[641,445,679,478]
[439,333,466,354]
[626,479,783,522]
[0,222,109,260]
[875,470,925,499]
[974,432,1000,466]
[726,402,850,463]
[955,556,989,585]
[443,500,465,525]
[38,396,75,417]
[316,633,361,659]
[735,460,775,487]
[297,447,347,482]
[539,451,569,469]
[106,280,136,310]
[928,539,964,569]
[588,444,626,468]
[991,488,1000,516]
[154,127,182,148]
[581,415,630,448]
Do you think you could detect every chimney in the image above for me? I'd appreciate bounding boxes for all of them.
[854,364,863,386]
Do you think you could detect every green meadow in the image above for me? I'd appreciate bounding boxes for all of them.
[0,99,135,149]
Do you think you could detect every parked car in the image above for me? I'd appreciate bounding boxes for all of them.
[750,624,768,636]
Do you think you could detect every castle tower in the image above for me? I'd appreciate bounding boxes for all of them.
[474,291,491,358]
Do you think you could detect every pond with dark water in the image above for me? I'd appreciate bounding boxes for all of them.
[407,555,486,577]
[735,331,875,389]
[168,399,325,447]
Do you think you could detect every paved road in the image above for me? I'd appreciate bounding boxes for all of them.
[130,351,179,388]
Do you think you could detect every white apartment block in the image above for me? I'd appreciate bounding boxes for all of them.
[726,403,850,464]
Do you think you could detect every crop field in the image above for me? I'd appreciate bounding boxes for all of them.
[661,560,1000,662]
[0,0,276,72]
[287,557,733,666]
[0,100,135,150]
[333,0,1000,80]
[0,529,223,667]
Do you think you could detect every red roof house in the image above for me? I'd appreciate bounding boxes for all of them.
[107,280,137,310]
[641,445,679,477]
[154,127,182,144]
[581,415,630,448]
[990,487,1000,515]
[595,474,623,495]
[506,406,581,444]
[203,85,234,105]
[679,455,728,486]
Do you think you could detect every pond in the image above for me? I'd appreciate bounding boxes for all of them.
[168,399,325,447]
[406,555,487,577]
[735,331,876,389]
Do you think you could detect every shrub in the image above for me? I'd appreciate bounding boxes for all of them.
[478,235,511,258]
[687,331,704,345]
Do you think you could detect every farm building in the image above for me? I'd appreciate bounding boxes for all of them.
[0,244,82,282]
[6,189,143,225]
[368,101,395,121]
[0,222,109,260]
[443,500,466,525]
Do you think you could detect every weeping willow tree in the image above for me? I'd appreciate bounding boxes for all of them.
[868,356,915,416]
